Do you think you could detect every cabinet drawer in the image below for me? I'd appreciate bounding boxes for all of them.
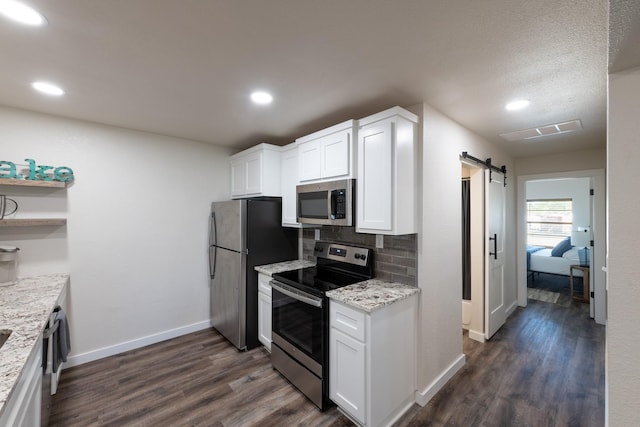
[330,300,365,342]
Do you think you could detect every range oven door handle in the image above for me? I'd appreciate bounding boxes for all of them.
[271,280,322,308]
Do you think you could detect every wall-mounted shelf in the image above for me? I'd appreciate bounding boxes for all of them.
[0,178,67,188]
[0,219,67,227]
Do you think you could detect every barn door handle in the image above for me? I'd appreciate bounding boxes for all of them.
[489,234,497,259]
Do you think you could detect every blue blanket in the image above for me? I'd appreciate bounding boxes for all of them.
[527,245,545,271]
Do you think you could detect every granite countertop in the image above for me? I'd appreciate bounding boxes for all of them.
[0,273,69,415]
[255,259,316,276]
[326,279,420,313]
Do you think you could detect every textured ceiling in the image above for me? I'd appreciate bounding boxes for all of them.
[0,1,611,158]
[609,0,640,72]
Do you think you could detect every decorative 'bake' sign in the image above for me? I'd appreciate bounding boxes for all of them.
[0,159,74,182]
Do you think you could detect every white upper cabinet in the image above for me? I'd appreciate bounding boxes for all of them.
[280,142,303,227]
[230,143,282,198]
[296,120,356,183]
[356,107,419,235]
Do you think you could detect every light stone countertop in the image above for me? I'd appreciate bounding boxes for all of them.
[326,279,420,313]
[255,259,316,277]
[0,274,69,416]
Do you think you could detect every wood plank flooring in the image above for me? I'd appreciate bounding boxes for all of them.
[50,297,604,426]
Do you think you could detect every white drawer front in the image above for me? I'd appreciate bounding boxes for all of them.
[330,300,365,342]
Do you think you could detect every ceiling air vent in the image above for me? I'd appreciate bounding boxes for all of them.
[500,119,582,142]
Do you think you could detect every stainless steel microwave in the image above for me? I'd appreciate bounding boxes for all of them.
[296,179,354,226]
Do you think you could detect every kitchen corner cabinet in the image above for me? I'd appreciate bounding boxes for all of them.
[296,120,356,183]
[329,295,417,427]
[356,107,419,235]
[0,178,67,227]
[257,273,272,351]
[230,143,282,198]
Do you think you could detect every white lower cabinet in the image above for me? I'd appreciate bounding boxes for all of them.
[257,273,272,351]
[0,337,42,427]
[329,296,417,427]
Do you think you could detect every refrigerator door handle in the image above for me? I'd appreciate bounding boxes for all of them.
[209,211,217,246]
[209,245,216,279]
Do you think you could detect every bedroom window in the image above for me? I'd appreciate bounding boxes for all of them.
[526,199,573,247]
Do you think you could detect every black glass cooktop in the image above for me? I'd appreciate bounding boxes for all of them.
[272,266,366,298]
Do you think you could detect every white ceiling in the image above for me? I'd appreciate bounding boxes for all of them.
[0,1,619,158]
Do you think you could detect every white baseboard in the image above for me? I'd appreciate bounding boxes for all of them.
[415,353,466,407]
[65,320,212,368]
[468,329,485,343]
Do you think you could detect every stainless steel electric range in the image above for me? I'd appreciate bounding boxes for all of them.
[270,241,373,410]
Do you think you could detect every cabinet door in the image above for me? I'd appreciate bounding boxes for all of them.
[258,291,272,350]
[357,120,393,231]
[244,151,263,195]
[230,159,246,197]
[281,145,300,226]
[0,337,42,427]
[298,139,321,181]
[330,328,366,424]
[321,131,350,179]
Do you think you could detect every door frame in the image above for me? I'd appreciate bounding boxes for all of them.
[516,169,606,325]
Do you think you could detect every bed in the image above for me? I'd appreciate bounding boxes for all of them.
[527,237,584,277]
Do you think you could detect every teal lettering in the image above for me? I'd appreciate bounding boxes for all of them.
[25,159,54,181]
[25,158,37,180]
[35,165,54,181]
[53,166,74,182]
[0,161,17,178]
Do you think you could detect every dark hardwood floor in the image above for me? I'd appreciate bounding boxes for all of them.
[50,297,604,426]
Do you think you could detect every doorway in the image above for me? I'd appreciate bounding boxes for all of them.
[517,170,606,324]
[461,161,507,342]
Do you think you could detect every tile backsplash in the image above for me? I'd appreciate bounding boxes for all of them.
[302,227,417,286]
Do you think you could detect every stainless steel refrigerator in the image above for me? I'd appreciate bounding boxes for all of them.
[208,198,298,350]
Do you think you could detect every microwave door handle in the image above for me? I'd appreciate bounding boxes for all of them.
[329,190,336,220]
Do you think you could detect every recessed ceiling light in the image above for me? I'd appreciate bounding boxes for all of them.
[32,81,65,96]
[250,91,273,105]
[505,99,530,111]
[0,0,48,26]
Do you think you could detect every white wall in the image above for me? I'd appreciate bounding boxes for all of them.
[515,148,606,176]
[0,106,233,364]
[607,66,640,426]
[416,103,516,403]
[526,178,591,240]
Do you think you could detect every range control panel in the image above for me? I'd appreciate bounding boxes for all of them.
[314,241,371,267]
